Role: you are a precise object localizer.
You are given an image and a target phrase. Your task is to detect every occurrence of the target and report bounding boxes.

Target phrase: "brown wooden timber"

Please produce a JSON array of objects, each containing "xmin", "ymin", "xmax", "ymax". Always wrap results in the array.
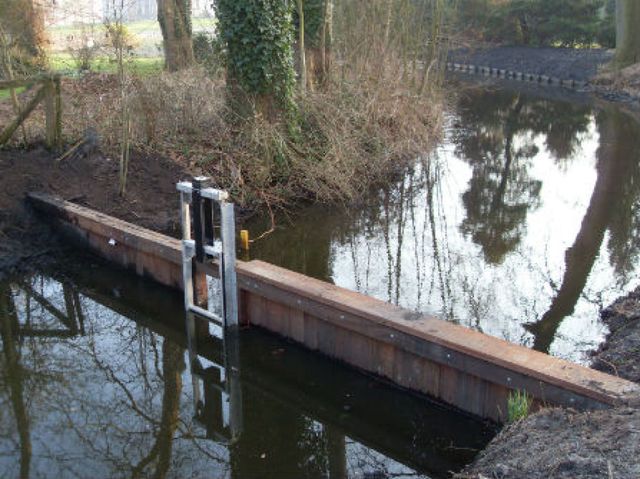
[
  {"xmin": 0, "ymin": 76, "xmax": 44, "ymax": 90},
  {"xmin": 0, "ymin": 75, "xmax": 62, "ymax": 149},
  {"xmin": 28, "ymin": 192, "xmax": 640, "ymax": 422},
  {"xmin": 0, "ymin": 85, "xmax": 47, "ymax": 146}
]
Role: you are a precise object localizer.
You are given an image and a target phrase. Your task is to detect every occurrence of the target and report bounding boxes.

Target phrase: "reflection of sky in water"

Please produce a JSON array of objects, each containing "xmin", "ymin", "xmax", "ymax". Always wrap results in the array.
[
  {"xmin": 330, "ymin": 117, "xmax": 612, "ymax": 363},
  {"xmin": 332, "ymin": 117, "xmax": 617, "ymax": 360},
  {"xmin": 1, "ymin": 274, "xmax": 488, "ymax": 478},
  {"xmin": 246, "ymin": 89, "xmax": 640, "ymax": 365}
]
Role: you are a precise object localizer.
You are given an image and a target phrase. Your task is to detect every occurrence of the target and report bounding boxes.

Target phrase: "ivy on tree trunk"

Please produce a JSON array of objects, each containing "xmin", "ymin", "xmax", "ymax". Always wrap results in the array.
[
  {"xmin": 157, "ymin": 0, "xmax": 195, "ymax": 72},
  {"xmin": 214, "ymin": 0, "xmax": 297, "ymax": 119}
]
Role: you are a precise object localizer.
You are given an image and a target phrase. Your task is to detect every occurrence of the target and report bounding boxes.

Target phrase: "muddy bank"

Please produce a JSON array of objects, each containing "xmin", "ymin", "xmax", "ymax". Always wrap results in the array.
[
  {"xmin": 449, "ymin": 46, "xmax": 613, "ymax": 82},
  {"xmin": 592, "ymin": 286, "xmax": 640, "ymax": 383},
  {"xmin": 0, "ymin": 145, "xmax": 186, "ymax": 276},
  {"xmin": 458, "ymin": 406, "xmax": 640, "ymax": 479},
  {"xmin": 459, "ymin": 287, "xmax": 640, "ymax": 479},
  {"xmin": 592, "ymin": 63, "xmax": 640, "ymax": 105}
]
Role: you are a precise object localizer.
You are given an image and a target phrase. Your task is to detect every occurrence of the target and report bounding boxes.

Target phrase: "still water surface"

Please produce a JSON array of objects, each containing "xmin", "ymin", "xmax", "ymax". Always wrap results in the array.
[
  {"xmin": 247, "ymin": 83, "xmax": 640, "ymax": 364},
  {"xmin": 0, "ymin": 258, "xmax": 494, "ymax": 479},
  {"xmin": 2, "ymin": 81, "xmax": 638, "ymax": 478}
]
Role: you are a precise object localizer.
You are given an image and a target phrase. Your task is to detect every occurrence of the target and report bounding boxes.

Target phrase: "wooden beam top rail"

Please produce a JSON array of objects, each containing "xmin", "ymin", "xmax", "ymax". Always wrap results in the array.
[
  {"xmin": 0, "ymin": 73, "xmax": 61, "ymax": 91},
  {"xmin": 27, "ymin": 192, "xmax": 640, "ymax": 417},
  {"xmin": 237, "ymin": 260, "xmax": 640, "ymax": 406}
]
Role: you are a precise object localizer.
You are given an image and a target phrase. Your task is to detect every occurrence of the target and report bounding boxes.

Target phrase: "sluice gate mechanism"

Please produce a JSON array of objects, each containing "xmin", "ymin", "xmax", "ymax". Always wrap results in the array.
[{"xmin": 177, "ymin": 177, "xmax": 243, "ymax": 443}]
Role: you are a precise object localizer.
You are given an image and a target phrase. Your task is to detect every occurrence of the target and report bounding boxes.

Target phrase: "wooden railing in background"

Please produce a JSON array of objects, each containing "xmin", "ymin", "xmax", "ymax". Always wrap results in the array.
[{"xmin": 0, "ymin": 74, "xmax": 62, "ymax": 149}]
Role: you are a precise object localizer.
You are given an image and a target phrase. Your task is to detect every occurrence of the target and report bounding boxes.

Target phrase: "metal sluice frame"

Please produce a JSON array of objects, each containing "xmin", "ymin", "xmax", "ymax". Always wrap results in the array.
[
  {"xmin": 186, "ymin": 312, "xmax": 243, "ymax": 444},
  {"xmin": 177, "ymin": 177, "xmax": 239, "ymax": 329}
]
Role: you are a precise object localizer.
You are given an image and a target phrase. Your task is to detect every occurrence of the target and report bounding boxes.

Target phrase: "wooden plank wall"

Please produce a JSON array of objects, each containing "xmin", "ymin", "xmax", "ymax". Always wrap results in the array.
[{"xmin": 28, "ymin": 193, "xmax": 640, "ymax": 422}]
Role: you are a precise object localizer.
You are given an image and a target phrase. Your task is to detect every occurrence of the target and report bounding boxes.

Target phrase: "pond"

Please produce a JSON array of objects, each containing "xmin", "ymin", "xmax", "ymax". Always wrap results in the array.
[
  {"xmin": 0, "ymin": 257, "xmax": 494, "ymax": 479},
  {"xmin": 246, "ymin": 80, "xmax": 640, "ymax": 364},
  {"xmin": 2, "ymin": 78, "xmax": 637, "ymax": 478}
]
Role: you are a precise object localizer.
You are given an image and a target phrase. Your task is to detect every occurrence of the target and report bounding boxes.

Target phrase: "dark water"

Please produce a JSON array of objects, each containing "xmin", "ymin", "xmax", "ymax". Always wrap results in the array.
[
  {"xmin": 0, "ymin": 257, "xmax": 494, "ymax": 479},
  {"xmin": 3, "ymin": 82, "xmax": 638, "ymax": 478},
  {"xmin": 246, "ymin": 84, "xmax": 640, "ymax": 364}
]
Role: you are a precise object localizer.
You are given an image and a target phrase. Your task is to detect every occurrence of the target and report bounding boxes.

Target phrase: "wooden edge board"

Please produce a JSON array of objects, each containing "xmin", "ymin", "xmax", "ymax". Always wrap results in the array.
[
  {"xmin": 28, "ymin": 192, "xmax": 640, "ymax": 407},
  {"xmin": 237, "ymin": 273, "xmax": 613, "ymax": 409},
  {"xmin": 237, "ymin": 260, "xmax": 640, "ymax": 404},
  {"xmin": 28, "ymin": 192, "xmax": 182, "ymax": 263}
]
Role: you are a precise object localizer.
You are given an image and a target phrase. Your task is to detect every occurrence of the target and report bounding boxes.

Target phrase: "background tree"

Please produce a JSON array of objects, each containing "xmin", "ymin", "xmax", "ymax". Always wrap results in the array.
[
  {"xmin": 157, "ymin": 0, "xmax": 195, "ymax": 71},
  {"xmin": 454, "ymin": 0, "xmax": 613, "ymax": 47},
  {"xmin": 294, "ymin": 0, "xmax": 332, "ymax": 90},
  {"xmin": 0, "ymin": 0, "xmax": 46, "ymax": 74},
  {"xmin": 615, "ymin": 0, "xmax": 640, "ymax": 66},
  {"xmin": 214, "ymin": 0, "xmax": 297, "ymax": 120}
]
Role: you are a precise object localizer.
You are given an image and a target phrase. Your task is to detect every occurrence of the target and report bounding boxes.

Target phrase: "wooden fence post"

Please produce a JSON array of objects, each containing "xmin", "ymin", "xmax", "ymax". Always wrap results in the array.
[
  {"xmin": 44, "ymin": 78, "xmax": 56, "ymax": 149},
  {"xmin": 0, "ymin": 75, "xmax": 62, "ymax": 149},
  {"xmin": 0, "ymin": 84, "xmax": 47, "ymax": 147},
  {"xmin": 54, "ymin": 75, "xmax": 62, "ymax": 149}
]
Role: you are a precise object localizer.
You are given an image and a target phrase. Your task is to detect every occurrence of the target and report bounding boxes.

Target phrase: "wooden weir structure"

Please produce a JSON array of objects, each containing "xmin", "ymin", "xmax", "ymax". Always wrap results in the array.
[{"xmin": 28, "ymin": 192, "xmax": 640, "ymax": 423}]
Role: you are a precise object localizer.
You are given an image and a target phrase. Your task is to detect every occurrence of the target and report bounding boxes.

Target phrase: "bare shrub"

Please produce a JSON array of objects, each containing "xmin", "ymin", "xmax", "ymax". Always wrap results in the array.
[
  {"xmin": 10, "ymin": 1, "xmax": 446, "ymax": 209},
  {"xmin": 51, "ymin": 51, "xmax": 441, "ymax": 208},
  {"xmin": 66, "ymin": 27, "xmax": 102, "ymax": 73}
]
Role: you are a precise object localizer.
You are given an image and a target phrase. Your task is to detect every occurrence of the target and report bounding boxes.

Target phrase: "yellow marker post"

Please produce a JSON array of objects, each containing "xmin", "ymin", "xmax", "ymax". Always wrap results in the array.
[{"xmin": 240, "ymin": 229, "xmax": 250, "ymax": 251}]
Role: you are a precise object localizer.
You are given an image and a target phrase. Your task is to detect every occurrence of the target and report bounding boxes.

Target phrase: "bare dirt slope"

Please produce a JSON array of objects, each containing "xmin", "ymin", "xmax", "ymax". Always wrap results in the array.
[
  {"xmin": 0, "ymin": 145, "xmax": 186, "ymax": 275},
  {"xmin": 459, "ymin": 286, "xmax": 640, "ymax": 479},
  {"xmin": 592, "ymin": 286, "xmax": 640, "ymax": 384},
  {"xmin": 593, "ymin": 62, "xmax": 640, "ymax": 103},
  {"xmin": 449, "ymin": 47, "xmax": 613, "ymax": 82},
  {"xmin": 458, "ymin": 406, "xmax": 640, "ymax": 479}
]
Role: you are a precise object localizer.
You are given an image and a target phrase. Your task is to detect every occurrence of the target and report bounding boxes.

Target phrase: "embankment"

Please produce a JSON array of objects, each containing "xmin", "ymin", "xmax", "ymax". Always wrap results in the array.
[{"xmin": 459, "ymin": 288, "xmax": 640, "ymax": 479}]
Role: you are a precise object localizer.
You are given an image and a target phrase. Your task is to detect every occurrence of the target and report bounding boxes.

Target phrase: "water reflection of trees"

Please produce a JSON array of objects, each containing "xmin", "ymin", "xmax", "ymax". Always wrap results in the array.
[
  {"xmin": 342, "ymin": 160, "xmax": 454, "ymax": 315},
  {"xmin": 247, "ymin": 161, "xmax": 455, "ymax": 315},
  {"xmin": 529, "ymin": 106, "xmax": 640, "ymax": 352},
  {"xmin": 0, "ymin": 284, "xmax": 31, "ymax": 479},
  {"xmin": 454, "ymin": 88, "xmax": 596, "ymax": 263},
  {"xmin": 1, "ymin": 270, "xmax": 491, "ymax": 478},
  {"xmin": 0, "ymin": 275, "xmax": 228, "ymax": 478}
]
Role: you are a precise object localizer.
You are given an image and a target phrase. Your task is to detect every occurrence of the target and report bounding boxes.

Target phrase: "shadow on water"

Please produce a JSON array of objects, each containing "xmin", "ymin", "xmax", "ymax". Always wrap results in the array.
[
  {"xmin": 247, "ymin": 85, "xmax": 640, "ymax": 361},
  {"xmin": 0, "ymin": 256, "xmax": 495, "ymax": 479}
]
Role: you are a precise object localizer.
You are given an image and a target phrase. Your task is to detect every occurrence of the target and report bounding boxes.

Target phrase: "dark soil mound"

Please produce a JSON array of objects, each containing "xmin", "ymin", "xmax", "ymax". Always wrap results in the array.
[
  {"xmin": 0, "ymin": 145, "xmax": 187, "ymax": 276},
  {"xmin": 592, "ymin": 286, "xmax": 640, "ymax": 383},
  {"xmin": 458, "ymin": 407, "xmax": 640, "ymax": 479},
  {"xmin": 460, "ymin": 284, "xmax": 640, "ymax": 479},
  {"xmin": 449, "ymin": 47, "xmax": 613, "ymax": 82}
]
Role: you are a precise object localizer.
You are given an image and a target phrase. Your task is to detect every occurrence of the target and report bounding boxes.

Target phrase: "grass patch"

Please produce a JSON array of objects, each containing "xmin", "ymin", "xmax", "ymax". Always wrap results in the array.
[
  {"xmin": 48, "ymin": 53, "xmax": 163, "ymax": 76},
  {"xmin": 507, "ymin": 390, "xmax": 533, "ymax": 423},
  {"xmin": 48, "ymin": 17, "xmax": 216, "ymax": 36},
  {"xmin": 0, "ymin": 86, "xmax": 26, "ymax": 100}
]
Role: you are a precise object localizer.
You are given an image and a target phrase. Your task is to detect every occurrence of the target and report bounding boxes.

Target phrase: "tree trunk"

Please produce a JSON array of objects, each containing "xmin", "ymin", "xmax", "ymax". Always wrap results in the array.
[
  {"xmin": 616, "ymin": 0, "xmax": 640, "ymax": 66},
  {"xmin": 302, "ymin": 0, "xmax": 332, "ymax": 90},
  {"xmin": 297, "ymin": 0, "xmax": 307, "ymax": 93},
  {"xmin": 157, "ymin": 0, "xmax": 194, "ymax": 72},
  {"xmin": 215, "ymin": 0, "xmax": 297, "ymax": 120},
  {"xmin": 0, "ymin": 0, "xmax": 45, "ymax": 70}
]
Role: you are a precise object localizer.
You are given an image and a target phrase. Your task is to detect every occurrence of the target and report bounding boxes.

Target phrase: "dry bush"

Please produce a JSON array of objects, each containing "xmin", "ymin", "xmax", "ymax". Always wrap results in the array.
[
  {"xmin": 9, "ymin": 51, "xmax": 441, "ymax": 209},
  {"xmin": 3, "ymin": 1, "xmax": 447, "ymax": 211}
]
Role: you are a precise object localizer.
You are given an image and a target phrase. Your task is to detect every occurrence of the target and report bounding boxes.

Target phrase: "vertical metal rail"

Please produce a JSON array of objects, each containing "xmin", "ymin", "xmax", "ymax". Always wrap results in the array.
[
  {"xmin": 180, "ymin": 177, "xmax": 243, "ymax": 444},
  {"xmin": 177, "ymin": 177, "xmax": 239, "ymax": 329},
  {"xmin": 186, "ymin": 312, "xmax": 244, "ymax": 444},
  {"xmin": 221, "ymin": 203, "xmax": 238, "ymax": 329}
]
